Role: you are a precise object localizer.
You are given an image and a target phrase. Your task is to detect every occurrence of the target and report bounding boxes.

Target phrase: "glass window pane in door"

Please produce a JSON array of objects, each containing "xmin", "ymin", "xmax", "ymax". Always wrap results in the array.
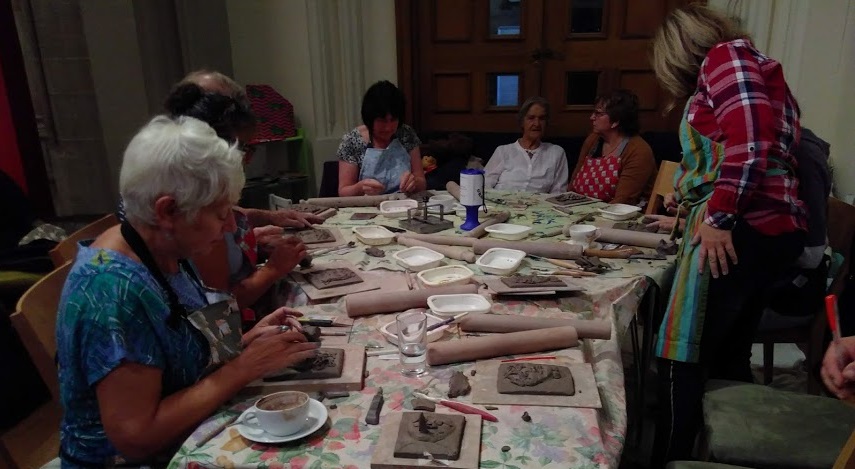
[
  {"xmin": 490, "ymin": 0, "xmax": 522, "ymax": 36},
  {"xmin": 488, "ymin": 73, "xmax": 520, "ymax": 107},
  {"xmin": 570, "ymin": 0, "xmax": 605, "ymax": 34},
  {"xmin": 566, "ymin": 72, "xmax": 599, "ymax": 105}
]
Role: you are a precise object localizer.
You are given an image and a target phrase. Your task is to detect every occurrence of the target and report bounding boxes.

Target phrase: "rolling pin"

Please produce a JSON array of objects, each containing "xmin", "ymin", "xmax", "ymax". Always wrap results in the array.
[
  {"xmin": 565, "ymin": 226, "xmax": 670, "ymax": 249},
  {"xmin": 397, "ymin": 237, "xmax": 477, "ymax": 263},
  {"xmin": 473, "ymin": 239, "xmax": 583, "ymax": 260},
  {"xmin": 345, "ymin": 284, "xmax": 478, "ymax": 317},
  {"xmin": 464, "ymin": 211, "xmax": 511, "ymax": 238},
  {"xmin": 459, "ymin": 315, "xmax": 611, "ymax": 340},
  {"xmin": 396, "ymin": 233, "xmax": 476, "ymax": 247},
  {"xmin": 426, "ymin": 326, "xmax": 579, "ymax": 366},
  {"xmin": 302, "ymin": 194, "xmax": 405, "ymax": 209},
  {"xmin": 446, "ymin": 182, "xmax": 461, "ymax": 201}
]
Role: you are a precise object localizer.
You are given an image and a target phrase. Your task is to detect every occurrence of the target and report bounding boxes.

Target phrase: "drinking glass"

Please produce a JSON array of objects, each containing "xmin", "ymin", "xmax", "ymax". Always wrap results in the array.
[{"xmin": 396, "ymin": 310, "xmax": 428, "ymax": 376}]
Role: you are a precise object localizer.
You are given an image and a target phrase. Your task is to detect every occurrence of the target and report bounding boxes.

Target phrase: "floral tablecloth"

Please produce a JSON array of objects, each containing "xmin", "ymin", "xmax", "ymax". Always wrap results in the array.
[{"xmin": 169, "ymin": 191, "xmax": 675, "ymax": 469}]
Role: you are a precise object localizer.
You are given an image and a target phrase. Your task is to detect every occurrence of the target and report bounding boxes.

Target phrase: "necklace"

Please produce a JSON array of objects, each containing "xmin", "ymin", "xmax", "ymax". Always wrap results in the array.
[{"xmin": 519, "ymin": 139, "xmax": 540, "ymax": 157}]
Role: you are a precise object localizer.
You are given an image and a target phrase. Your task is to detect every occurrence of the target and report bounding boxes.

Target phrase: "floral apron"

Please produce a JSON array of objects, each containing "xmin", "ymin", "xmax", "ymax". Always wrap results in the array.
[
  {"xmin": 655, "ymin": 102, "xmax": 790, "ymax": 363},
  {"xmin": 359, "ymin": 139, "xmax": 411, "ymax": 193},
  {"xmin": 570, "ymin": 138, "xmax": 628, "ymax": 201}
]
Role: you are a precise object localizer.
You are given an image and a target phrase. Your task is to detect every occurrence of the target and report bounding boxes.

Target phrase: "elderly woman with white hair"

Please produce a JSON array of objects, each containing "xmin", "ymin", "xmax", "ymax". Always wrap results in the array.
[
  {"xmin": 55, "ymin": 116, "xmax": 319, "ymax": 467},
  {"xmin": 484, "ymin": 96, "xmax": 569, "ymax": 193}
]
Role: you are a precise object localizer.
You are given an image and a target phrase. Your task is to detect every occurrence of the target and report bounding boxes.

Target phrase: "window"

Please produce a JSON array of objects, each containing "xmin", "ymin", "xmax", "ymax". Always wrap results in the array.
[{"xmin": 489, "ymin": 73, "xmax": 520, "ymax": 107}]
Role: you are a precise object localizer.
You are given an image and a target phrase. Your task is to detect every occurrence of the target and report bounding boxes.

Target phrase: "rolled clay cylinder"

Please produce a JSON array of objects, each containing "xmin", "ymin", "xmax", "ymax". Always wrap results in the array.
[
  {"xmin": 317, "ymin": 208, "xmax": 337, "ymax": 220},
  {"xmin": 472, "ymin": 239, "xmax": 583, "ymax": 260},
  {"xmin": 459, "ymin": 315, "xmax": 611, "ymax": 340},
  {"xmin": 426, "ymin": 326, "xmax": 579, "ymax": 366},
  {"xmin": 446, "ymin": 182, "xmax": 461, "ymax": 201},
  {"xmin": 464, "ymin": 211, "xmax": 511, "ymax": 238},
  {"xmin": 302, "ymin": 194, "xmax": 404, "ymax": 209},
  {"xmin": 396, "ymin": 233, "xmax": 476, "ymax": 247},
  {"xmin": 345, "ymin": 284, "xmax": 478, "ymax": 317},
  {"xmin": 581, "ymin": 227, "xmax": 671, "ymax": 249},
  {"xmin": 397, "ymin": 237, "xmax": 477, "ymax": 263}
]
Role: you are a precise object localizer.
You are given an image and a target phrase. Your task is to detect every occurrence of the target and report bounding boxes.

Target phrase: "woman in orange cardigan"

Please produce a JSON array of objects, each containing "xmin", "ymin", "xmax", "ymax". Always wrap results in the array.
[{"xmin": 569, "ymin": 89, "xmax": 657, "ymax": 206}]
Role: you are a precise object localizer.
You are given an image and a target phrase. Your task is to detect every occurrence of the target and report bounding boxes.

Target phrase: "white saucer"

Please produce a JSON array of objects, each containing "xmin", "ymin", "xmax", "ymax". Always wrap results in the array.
[
  {"xmin": 236, "ymin": 398, "xmax": 328, "ymax": 444},
  {"xmin": 563, "ymin": 240, "xmax": 602, "ymax": 250}
]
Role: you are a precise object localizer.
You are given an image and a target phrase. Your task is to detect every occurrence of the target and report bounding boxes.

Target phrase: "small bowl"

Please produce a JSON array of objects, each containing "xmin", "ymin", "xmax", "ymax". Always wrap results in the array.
[
  {"xmin": 598, "ymin": 203, "xmax": 642, "ymax": 221},
  {"xmin": 417, "ymin": 265, "xmax": 474, "ymax": 288},
  {"xmin": 352, "ymin": 225, "xmax": 395, "ymax": 245},
  {"xmin": 427, "ymin": 294, "xmax": 493, "ymax": 317},
  {"xmin": 380, "ymin": 311, "xmax": 449, "ymax": 344},
  {"xmin": 392, "ymin": 246, "xmax": 445, "ymax": 271},
  {"xmin": 379, "ymin": 199, "xmax": 418, "ymax": 218},
  {"xmin": 475, "ymin": 248, "xmax": 526, "ymax": 275},
  {"xmin": 484, "ymin": 223, "xmax": 532, "ymax": 240}
]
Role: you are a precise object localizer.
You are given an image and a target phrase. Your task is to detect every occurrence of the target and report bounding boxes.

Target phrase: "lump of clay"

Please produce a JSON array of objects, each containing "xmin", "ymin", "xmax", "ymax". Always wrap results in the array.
[
  {"xmin": 365, "ymin": 246, "xmax": 385, "ymax": 258},
  {"xmin": 411, "ymin": 397, "xmax": 436, "ymax": 412},
  {"xmin": 301, "ymin": 325, "xmax": 321, "ymax": 342},
  {"xmin": 657, "ymin": 239, "xmax": 679, "ymax": 256},
  {"xmin": 497, "ymin": 362, "xmax": 575, "ymax": 396},
  {"xmin": 394, "ymin": 412, "xmax": 466, "ymax": 460},
  {"xmin": 501, "ymin": 275, "xmax": 565, "ymax": 288},
  {"xmin": 447, "ymin": 370, "xmax": 471, "ymax": 398}
]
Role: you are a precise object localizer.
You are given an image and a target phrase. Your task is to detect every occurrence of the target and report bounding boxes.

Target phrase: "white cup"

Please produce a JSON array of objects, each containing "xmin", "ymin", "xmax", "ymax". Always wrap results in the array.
[
  {"xmin": 246, "ymin": 391, "xmax": 310, "ymax": 436},
  {"xmin": 429, "ymin": 195, "xmax": 455, "ymax": 213},
  {"xmin": 567, "ymin": 224, "xmax": 601, "ymax": 248}
]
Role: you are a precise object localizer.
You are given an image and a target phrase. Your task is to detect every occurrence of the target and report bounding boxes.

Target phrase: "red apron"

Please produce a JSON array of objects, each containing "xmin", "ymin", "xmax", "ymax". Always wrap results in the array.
[{"xmin": 570, "ymin": 137, "xmax": 628, "ymax": 201}]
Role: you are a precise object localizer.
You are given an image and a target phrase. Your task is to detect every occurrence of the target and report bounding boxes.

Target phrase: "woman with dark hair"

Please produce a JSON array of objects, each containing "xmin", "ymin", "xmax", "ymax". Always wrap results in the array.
[
  {"xmin": 337, "ymin": 80, "xmax": 426, "ymax": 196},
  {"xmin": 569, "ymin": 89, "xmax": 657, "ymax": 205},
  {"xmin": 484, "ymin": 96, "xmax": 568, "ymax": 193}
]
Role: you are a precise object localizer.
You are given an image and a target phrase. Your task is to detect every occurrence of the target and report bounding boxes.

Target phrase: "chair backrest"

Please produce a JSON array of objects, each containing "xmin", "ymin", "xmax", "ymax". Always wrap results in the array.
[
  {"xmin": 834, "ymin": 425, "xmax": 855, "ymax": 469},
  {"xmin": 49, "ymin": 213, "xmax": 118, "ymax": 267},
  {"xmin": 827, "ymin": 197, "xmax": 855, "ymax": 296},
  {"xmin": 645, "ymin": 160, "xmax": 680, "ymax": 215},
  {"xmin": 10, "ymin": 262, "xmax": 72, "ymax": 400}
]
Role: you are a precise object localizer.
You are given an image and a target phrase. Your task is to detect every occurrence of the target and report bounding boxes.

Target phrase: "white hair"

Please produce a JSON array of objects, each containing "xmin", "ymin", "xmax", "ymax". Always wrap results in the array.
[{"xmin": 120, "ymin": 115, "xmax": 245, "ymax": 225}]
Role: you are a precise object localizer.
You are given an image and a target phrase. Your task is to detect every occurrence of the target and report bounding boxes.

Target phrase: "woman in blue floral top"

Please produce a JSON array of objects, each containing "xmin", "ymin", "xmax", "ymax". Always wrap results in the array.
[{"xmin": 56, "ymin": 116, "xmax": 319, "ymax": 467}]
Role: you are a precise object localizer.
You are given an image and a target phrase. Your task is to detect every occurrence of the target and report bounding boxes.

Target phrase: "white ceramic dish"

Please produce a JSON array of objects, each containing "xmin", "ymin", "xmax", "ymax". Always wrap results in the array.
[
  {"xmin": 484, "ymin": 223, "xmax": 532, "ymax": 241},
  {"xmin": 453, "ymin": 203, "xmax": 492, "ymax": 218},
  {"xmin": 236, "ymin": 398, "xmax": 327, "ymax": 444},
  {"xmin": 392, "ymin": 246, "xmax": 445, "ymax": 271},
  {"xmin": 417, "ymin": 265, "xmax": 474, "ymax": 288},
  {"xmin": 379, "ymin": 199, "xmax": 418, "ymax": 218},
  {"xmin": 427, "ymin": 294, "xmax": 493, "ymax": 317},
  {"xmin": 352, "ymin": 225, "xmax": 395, "ymax": 245},
  {"xmin": 476, "ymin": 247, "xmax": 526, "ymax": 275},
  {"xmin": 380, "ymin": 312, "xmax": 449, "ymax": 345},
  {"xmin": 598, "ymin": 203, "xmax": 642, "ymax": 221}
]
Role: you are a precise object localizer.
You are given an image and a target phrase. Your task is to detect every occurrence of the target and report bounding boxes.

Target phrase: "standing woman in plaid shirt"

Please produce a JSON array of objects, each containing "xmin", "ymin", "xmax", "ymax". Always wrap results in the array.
[{"xmin": 650, "ymin": 5, "xmax": 806, "ymax": 464}]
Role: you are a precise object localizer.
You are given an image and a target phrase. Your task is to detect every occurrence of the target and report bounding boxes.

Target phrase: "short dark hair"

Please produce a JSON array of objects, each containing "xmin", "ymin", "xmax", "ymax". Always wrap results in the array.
[
  {"xmin": 596, "ymin": 89, "xmax": 640, "ymax": 136},
  {"xmin": 361, "ymin": 80, "xmax": 406, "ymax": 133},
  {"xmin": 518, "ymin": 96, "xmax": 550, "ymax": 126},
  {"xmin": 164, "ymin": 83, "xmax": 257, "ymax": 143}
]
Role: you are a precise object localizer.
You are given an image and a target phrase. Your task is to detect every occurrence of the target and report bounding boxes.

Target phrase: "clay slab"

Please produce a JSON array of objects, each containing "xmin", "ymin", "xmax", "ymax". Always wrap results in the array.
[
  {"xmin": 263, "ymin": 348, "xmax": 345, "ymax": 381},
  {"xmin": 295, "ymin": 228, "xmax": 336, "ymax": 244},
  {"xmin": 306, "ymin": 267, "xmax": 364, "ymax": 290},
  {"xmin": 371, "ymin": 413, "xmax": 481, "ymax": 469},
  {"xmin": 393, "ymin": 412, "xmax": 466, "ymax": 460},
  {"xmin": 471, "ymin": 358, "xmax": 601, "ymax": 408},
  {"xmin": 286, "ymin": 227, "xmax": 345, "ymax": 249},
  {"xmin": 496, "ymin": 362, "xmax": 575, "ymax": 396},
  {"xmin": 290, "ymin": 261, "xmax": 379, "ymax": 300},
  {"xmin": 243, "ymin": 344, "xmax": 365, "ymax": 394},
  {"xmin": 545, "ymin": 192, "xmax": 597, "ymax": 207},
  {"xmin": 501, "ymin": 275, "xmax": 566, "ymax": 288},
  {"xmin": 480, "ymin": 276, "xmax": 585, "ymax": 294}
]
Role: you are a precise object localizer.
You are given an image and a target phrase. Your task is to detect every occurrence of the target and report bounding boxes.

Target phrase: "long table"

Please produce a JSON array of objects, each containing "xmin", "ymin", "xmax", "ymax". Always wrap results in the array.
[{"xmin": 169, "ymin": 190, "xmax": 676, "ymax": 469}]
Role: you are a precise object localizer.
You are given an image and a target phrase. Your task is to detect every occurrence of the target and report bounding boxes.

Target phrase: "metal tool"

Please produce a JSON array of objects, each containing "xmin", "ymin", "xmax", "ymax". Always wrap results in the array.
[
  {"xmin": 412, "ymin": 392, "xmax": 498, "ymax": 422},
  {"xmin": 399, "ymin": 196, "xmax": 454, "ymax": 234},
  {"xmin": 426, "ymin": 312, "xmax": 469, "ymax": 332},
  {"xmin": 379, "ymin": 224, "xmax": 407, "ymax": 233}
]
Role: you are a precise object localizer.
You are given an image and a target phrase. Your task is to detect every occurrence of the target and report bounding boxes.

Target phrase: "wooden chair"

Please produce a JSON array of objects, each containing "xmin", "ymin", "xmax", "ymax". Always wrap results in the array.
[
  {"xmin": 48, "ymin": 213, "xmax": 118, "ymax": 267},
  {"xmin": 645, "ymin": 160, "xmax": 680, "ymax": 215},
  {"xmin": 1, "ymin": 262, "xmax": 72, "ymax": 469},
  {"xmin": 755, "ymin": 197, "xmax": 855, "ymax": 393}
]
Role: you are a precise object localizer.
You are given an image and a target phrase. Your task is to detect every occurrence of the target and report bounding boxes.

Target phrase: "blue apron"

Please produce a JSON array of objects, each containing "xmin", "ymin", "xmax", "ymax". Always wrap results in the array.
[{"xmin": 359, "ymin": 139, "xmax": 411, "ymax": 193}]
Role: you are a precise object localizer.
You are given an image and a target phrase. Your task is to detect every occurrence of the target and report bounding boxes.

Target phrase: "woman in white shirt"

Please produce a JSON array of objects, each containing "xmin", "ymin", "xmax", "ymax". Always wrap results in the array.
[{"xmin": 484, "ymin": 97, "xmax": 569, "ymax": 193}]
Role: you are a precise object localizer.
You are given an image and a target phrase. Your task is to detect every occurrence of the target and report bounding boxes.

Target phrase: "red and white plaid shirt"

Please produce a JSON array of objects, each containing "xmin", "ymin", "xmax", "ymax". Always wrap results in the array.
[{"xmin": 688, "ymin": 39, "xmax": 806, "ymax": 235}]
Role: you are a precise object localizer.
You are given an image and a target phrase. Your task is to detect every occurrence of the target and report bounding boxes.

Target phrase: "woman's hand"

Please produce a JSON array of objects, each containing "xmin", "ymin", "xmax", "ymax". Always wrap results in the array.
[
  {"xmin": 400, "ymin": 171, "xmax": 417, "ymax": 193},
  {"xmin": 821, "ymin": 337, "xmax": 855, "ymax": 400},
  {"xmin": 664, "ymin": 192, "xmax": 679, "ymax": 214},
  {"xmin": 645, "ymin": 215, "xmax": 684, "ymax": 232},
  {"xmin": 691, "ymin": 220, "xmax": 738, "ymax": 278},
  {"xmin": 268, "ymin": 210, "xmax": 322, "ymax": 229},
  {"xmin": 360, "ymin": 179, "xmax": 385, "ymax": 196},
  {"xmin": 236, "ymin": 330, "xmax": 319, "ymax": 381},
  {"xmin": 265, "ymin": 237, "xmax": 307, "ymax": 276},
  {"xmin": 242, "ymin": 307, "xmax": 304, "ymax": 347}
]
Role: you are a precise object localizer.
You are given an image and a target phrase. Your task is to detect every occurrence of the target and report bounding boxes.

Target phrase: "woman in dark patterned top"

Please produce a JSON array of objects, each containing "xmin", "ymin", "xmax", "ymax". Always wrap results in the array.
[{"xmin": 337, "ymin": 80, "xmax": 426, "ymax": 196}]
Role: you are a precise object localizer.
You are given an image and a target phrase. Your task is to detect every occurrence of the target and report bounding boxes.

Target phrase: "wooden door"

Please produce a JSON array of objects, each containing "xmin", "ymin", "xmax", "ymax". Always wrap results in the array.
[
  {"xmin": 398, "ymin": 0, "xmax": 694, "ymax": 136},
  {"xmin": 540, "ymin": 0, "xmax": 687, "ymax": 135}
]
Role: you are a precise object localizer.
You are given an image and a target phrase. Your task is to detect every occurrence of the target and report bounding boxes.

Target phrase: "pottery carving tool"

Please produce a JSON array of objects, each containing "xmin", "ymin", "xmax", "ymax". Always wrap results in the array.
[
  {"xmin": 501, "ymin": 355, "xmax": 557, "ymax": 362},
  {"xmin": 412, "ymin": 392, "xmax": 498, "ymax": 422},
  {"xmin": 426, "ymin": 312, "xmax": 469, "ymax": 332},
  {"xmin": 297, "ymin": 317, "xmax": 352, "ymax": 327},
  {"xmin": 367, "ymin": 349, "xmax": 398, "ymax": 357},
  {"xmin": 826, "ymin": 294, "xmax": 845, "ymax": 367},
  {"xmin": 365, "ymin": 388, "xmax": 384, "ymax": 425}
]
